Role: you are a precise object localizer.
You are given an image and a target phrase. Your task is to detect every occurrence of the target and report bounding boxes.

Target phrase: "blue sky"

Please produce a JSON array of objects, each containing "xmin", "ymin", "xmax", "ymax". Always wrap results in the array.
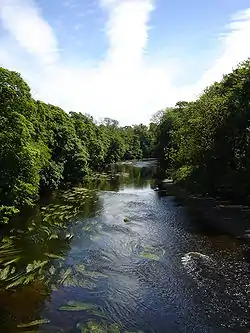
[{"xmin": 0, "ymin": 0, "xmax": 250, "ymax": 124}]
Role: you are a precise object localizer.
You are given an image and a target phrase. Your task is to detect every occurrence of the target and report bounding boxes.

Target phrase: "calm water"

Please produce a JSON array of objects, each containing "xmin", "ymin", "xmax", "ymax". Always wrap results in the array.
[{"xmin": 0, "ymin": 161, "xmax": 249, "ymax": 333}]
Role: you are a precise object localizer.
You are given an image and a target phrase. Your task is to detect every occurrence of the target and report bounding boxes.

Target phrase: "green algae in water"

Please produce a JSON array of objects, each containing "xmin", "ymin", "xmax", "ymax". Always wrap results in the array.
[
  {"xmin": 59, "ymin": 301, "xmax": 96, "ymax": 311},
  {"xmin": 57, "ymin": 266, "xmax": 97, "ymax": 289},
  {"xmin": 6, "ymin": 272, "xmax": 36, "ymax": 289},
  {"xmin": 0, "ymin": 266, "xmax": 11, "ymax": 280},
  {"xmin": 49, "ymin": 265, "xmax": 56, "ymax": 275},
  {"xmin": 60, "ymin": 301, "xmax": 106, "ymax": 319},
  {"xmin": 76, "ymin": 320, "xmax": 144, "ymax": 333},
  {"xmin": 45, "ymin": 253, "xmax": 65, "ymax": 260},
  {"xmin": 0, "ymin": 240, "xmax": 48, "ymax": 289},
  {"xmin": 77, "ymin": 320, "xmax": 120, "ymax": 333},
  {"xmin": 107, "ymin": 324, "xmax": 121, "ymax": 333},
  {"xmin": 84, "ymin": 270, "xmax": 108, "ymax": 278},
  {"xmin": 138, "ymin": 251, "xmax": 160, "ymax": 260},
  {"xmin": 17, "ymin": 318, "xmax": 50, "ymax": 328},
  {"xmin": 59, "ymin": 267, "xmax": 71, "ymax": 284},
  {"xmin": 138, "ymin": 245, "xmax": 165, "ymax": 261},
  {"xmin": 75, "ymin": 263, "xmax": 85, "ymax": 273},
  {"xmin": 49, "ymin": 234, "xmax": 59, "ymax": 240},
  {"xmin": 26, "ymin": 260, "xmax": 48, "ymax": 273},
  {"xmin": 3, "ymin": 260, "xmax": 49, "ymax": 289},
  {"xmin": 90, "ymin": 234, "xmax": 101, "ymax": 241},
  {"xmin": 83, "ymin": 224, "xmax": 92, "ymax": 231}
]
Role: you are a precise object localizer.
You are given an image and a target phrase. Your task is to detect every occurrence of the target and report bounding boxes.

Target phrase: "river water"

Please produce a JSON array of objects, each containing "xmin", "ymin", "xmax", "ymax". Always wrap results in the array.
[{"xmin": 0, "ymin": 161, "xmax": 249, "ymax": 333}]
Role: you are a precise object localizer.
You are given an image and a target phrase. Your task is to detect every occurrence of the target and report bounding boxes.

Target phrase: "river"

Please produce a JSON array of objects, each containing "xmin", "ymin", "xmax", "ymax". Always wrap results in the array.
[{"xmin": 0, "ymin": 161, "xmax": 249, "ymax": 332}]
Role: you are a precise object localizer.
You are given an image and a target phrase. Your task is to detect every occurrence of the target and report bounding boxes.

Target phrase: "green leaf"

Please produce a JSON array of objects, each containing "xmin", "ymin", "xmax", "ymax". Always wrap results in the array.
[
  {"xmin": 75, "ymin": 264, "xmax": 85, "ymax": 273},
  {"xmin": 0, "ymin": 265, "xmax": 10, "ymax": 280},
  {"xmin": 49, "ymin": 234, "xmax": 59, "ymax": 240},
  {"xmin": 45, "ymin": 253, "xmax": 65, "ymax": 260},
  {"xmin": 59, "ymin": 301, "xmax": 97, "ymax": 312},
  {"xmin": 6, "ymin": 275, "xmax": 27, "ymax": 289},
  {"xmin": 49, "ymin": 265, "xmax": 56, "ymax": 275},
  {"xmin": 138, "ymin": 251, "xmax": 160, "ymax": 261},
  {"xmin": 84, "ymin": 271, "xmax": 108, "ymax": 278},
  {"xmin": 26, "ymin": 260, "xmax": 48, "ymax": 273},
  {"xmin": 17, "ymin": 318, "xmax": 50, "ymax": 328}
]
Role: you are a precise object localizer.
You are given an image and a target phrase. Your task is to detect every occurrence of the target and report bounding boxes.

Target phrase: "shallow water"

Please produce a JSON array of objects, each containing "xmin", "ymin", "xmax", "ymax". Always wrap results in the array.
[{"xmin": 0, "ymin": 161, "xmax": 249, "ymax": 333}]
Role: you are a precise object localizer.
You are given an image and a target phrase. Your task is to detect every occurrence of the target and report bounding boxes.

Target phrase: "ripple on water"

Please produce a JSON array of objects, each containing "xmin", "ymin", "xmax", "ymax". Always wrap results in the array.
[
  {"xmin": 181, "ymin": 251, "xmax": 250, "ymax": 330},
  {"xmin": 181, "ymin": 252, "xmax": 217, "ymax": 283},
  {"xmin": 1, "ymin": 162, "xmax": 250, "ymax": 333}
]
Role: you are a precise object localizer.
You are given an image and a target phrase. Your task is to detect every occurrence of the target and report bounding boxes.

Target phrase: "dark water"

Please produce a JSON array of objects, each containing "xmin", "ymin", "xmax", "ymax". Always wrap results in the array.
[{"xmin": 0, "ymin": 161, "xmax": 249, "ymax": 333}]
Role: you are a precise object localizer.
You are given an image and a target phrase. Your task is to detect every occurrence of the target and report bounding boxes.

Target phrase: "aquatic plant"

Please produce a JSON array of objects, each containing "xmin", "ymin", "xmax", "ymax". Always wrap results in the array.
[
  {"xmin": 60, "ymin": 301, "xmax": 106, "ymax": 319},
  {"xmin": 138, "ymin": 245, "xmax": 165, "ymax": 261},
  {"xmin": 59, "ymin": 301, "xmax": 97, "ymax": 312},
  {"xmin": 76, "ymin": 320, "xmax": 144, "ymax": 333},
  {"xmin": 17, "ymin": 318, "xmax": 50, "ymax": 328},
  {"xmin": 138, "ymin": 251, "xmax": 160, "ymax": 261}
]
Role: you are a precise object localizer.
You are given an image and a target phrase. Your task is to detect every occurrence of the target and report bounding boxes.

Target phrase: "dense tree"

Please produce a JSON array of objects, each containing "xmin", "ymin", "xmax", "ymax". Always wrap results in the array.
[
  {"xmin": 0, "ymin": 67, "xmax": 155, "ymax": 223},
  {"xmin": 155, "ymin": 58, "xmax": 250, "ymax": 201},
  {"xmin": 3, "ymin": 58, "xmax": 250, "ymax": 221},
  {"xmin": 70, "ymin": 112, "xmax": 108, "ymax": 170},
  {"xmin": 0, "ymin": 68, "xmax": 46, "ymax": 222}
]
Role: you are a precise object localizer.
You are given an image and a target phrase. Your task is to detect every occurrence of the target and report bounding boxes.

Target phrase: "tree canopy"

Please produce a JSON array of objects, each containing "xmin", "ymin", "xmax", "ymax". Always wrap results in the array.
[
  {"xmin": 154, "ymin": 58, "xmax": 250, "ymax": 201},
  {"xmin": 2, "ymin": 58, "xmax": 250, "ymax": 222},
  {"xmin": 0, "ymin": 67, "xmax": 155, "ymax": 223}
]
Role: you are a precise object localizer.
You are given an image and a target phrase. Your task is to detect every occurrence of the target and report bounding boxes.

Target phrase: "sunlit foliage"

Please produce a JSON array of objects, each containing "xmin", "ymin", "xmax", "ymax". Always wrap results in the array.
[
  {"xmin": 0, "ymin": 67, "xmax": 155, "ymax": 223},
  {"xmin": 154, "ymin": 59, "xmax": 250, "ymax": 200}
]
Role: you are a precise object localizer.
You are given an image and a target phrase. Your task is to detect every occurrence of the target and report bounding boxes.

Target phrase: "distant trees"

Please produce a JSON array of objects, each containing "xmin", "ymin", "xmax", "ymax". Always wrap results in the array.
[
  {"xmin": 154, "ymin": 58, "xmax": 250, "ymax": 201},
  {"xmin": 0, "ymin": 67, "xmax": 155, "ymax": 223}
]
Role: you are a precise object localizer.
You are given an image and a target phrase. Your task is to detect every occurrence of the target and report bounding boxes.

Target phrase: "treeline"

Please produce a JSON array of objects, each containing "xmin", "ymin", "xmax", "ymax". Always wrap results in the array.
[
  {"xmin": 2, "ymin": 58, "xmax": 250, "ymax": 223},
  {"xmin": 0, "ymin": 67, "xmax": 155, "ymax": 223},
  {"xmin": 155, "ymin": 59, "xmax": 250, "ymax": 202}
]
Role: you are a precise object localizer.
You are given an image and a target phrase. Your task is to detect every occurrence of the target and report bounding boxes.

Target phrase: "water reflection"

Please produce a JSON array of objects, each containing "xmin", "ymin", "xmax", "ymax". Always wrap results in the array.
[
  {"xmin": 0, "ymin": 160, "xmax": 249, "ymax": 333},
  {"xmin": 84, "ymin": 161, "xmax": 157, "ymax": 192},
  {"xmin": 0, "ymin": 162, "xmax": 157, "ymax": 332}
]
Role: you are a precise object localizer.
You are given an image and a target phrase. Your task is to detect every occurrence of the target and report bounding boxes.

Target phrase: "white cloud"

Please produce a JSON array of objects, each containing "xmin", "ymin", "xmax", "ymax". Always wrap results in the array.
[
  {"xmin": 0, "ymin": 0, "xmax": 250, "ymax": 124},
  {"xmin": 102, "ymin": 0, "xmax": 153, "ymax": 65},
  {"xmin": 0, "ymin": 0, "xmax": 58, "ymax": 64},
  {"xmin": 194, "ymin": 8, "xmax": 250, "ymax": 94}
]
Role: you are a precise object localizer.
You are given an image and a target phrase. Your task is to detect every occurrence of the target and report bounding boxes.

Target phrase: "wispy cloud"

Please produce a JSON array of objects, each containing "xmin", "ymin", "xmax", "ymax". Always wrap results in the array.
[
  {"xmin": 102, "ymin": 0, "xmax": 153, "ymax": 65},
  {"xmin": 0, "ymin": 0, "xmax": 250, "ymax": 124},
  {"xmin": 63, "ymin": 0, "xmax": 79, "ymax": 9},
  {"xmin": 194, "ymin": 8, "xmax": 250, "ymax": 93},
  {"xmin": 0, "ymin": 0, "xmax": 58, "ymax": 65}
]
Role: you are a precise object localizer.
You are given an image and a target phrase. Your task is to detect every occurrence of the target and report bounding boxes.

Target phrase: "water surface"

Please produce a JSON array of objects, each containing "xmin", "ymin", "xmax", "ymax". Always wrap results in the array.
[{"xmin": 0, "ymin": 161, "xmax": 249, "ymax": 332}]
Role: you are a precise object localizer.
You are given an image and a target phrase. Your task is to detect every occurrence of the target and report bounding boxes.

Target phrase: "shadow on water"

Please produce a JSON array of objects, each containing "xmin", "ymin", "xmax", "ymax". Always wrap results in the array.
[{"xmin": 0, "ymin": 160, "xmax": 249, "ymax": 333}]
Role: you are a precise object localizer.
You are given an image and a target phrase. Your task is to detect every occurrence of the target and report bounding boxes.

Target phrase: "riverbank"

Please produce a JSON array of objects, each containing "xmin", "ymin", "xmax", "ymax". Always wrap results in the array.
[{"xmin": 162, "ymin": 182, "xmax": 250, "ymax": 243}]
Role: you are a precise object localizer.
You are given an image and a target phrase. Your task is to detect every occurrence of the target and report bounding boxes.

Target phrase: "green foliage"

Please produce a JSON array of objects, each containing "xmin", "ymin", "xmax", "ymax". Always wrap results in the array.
[
  {"xmin": 17, "ymin": 318, "xmax": 50, "ymax": 328},
  {"xmin": 0, "ymin": 67, "xmax": 155, "ymax": 224},
  {"xmin": 0, "ymin": 206, "xmax": 19, "ymax": 224},
  {"xmin": 59, "ymin": 301, "xmax": 97, "ymax": 312},
  {"xmin": 138, "ymin": 245, "xmax": 165, "ymax": 261},
  {"xmin": 76, "ymin": 320, "xmax": 144, "ymax": 333},
  {"xmin": 155, "ymin": 58, "xmax": 250, "ymax": 200}
]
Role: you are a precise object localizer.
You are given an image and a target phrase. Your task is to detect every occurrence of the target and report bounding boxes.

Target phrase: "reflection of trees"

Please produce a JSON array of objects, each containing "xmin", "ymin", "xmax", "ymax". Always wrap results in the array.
[
  {"xmin": 93, "ymin": 162, "xmax": 157, "ymax": 191},
  {"xmin": 0, "ymin": 281, "xmax": 50, "ymax": 331},
  {"xmin": 0, "ymin": 187, "xmax": 101, "ymax": 331},
  {"xmin": 0, "ymin": 187, "xmax": 101, "ymax": 288},
  {"xmin": 0, "ymin": 162, "xmax": 155, "ymax": 331}
]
